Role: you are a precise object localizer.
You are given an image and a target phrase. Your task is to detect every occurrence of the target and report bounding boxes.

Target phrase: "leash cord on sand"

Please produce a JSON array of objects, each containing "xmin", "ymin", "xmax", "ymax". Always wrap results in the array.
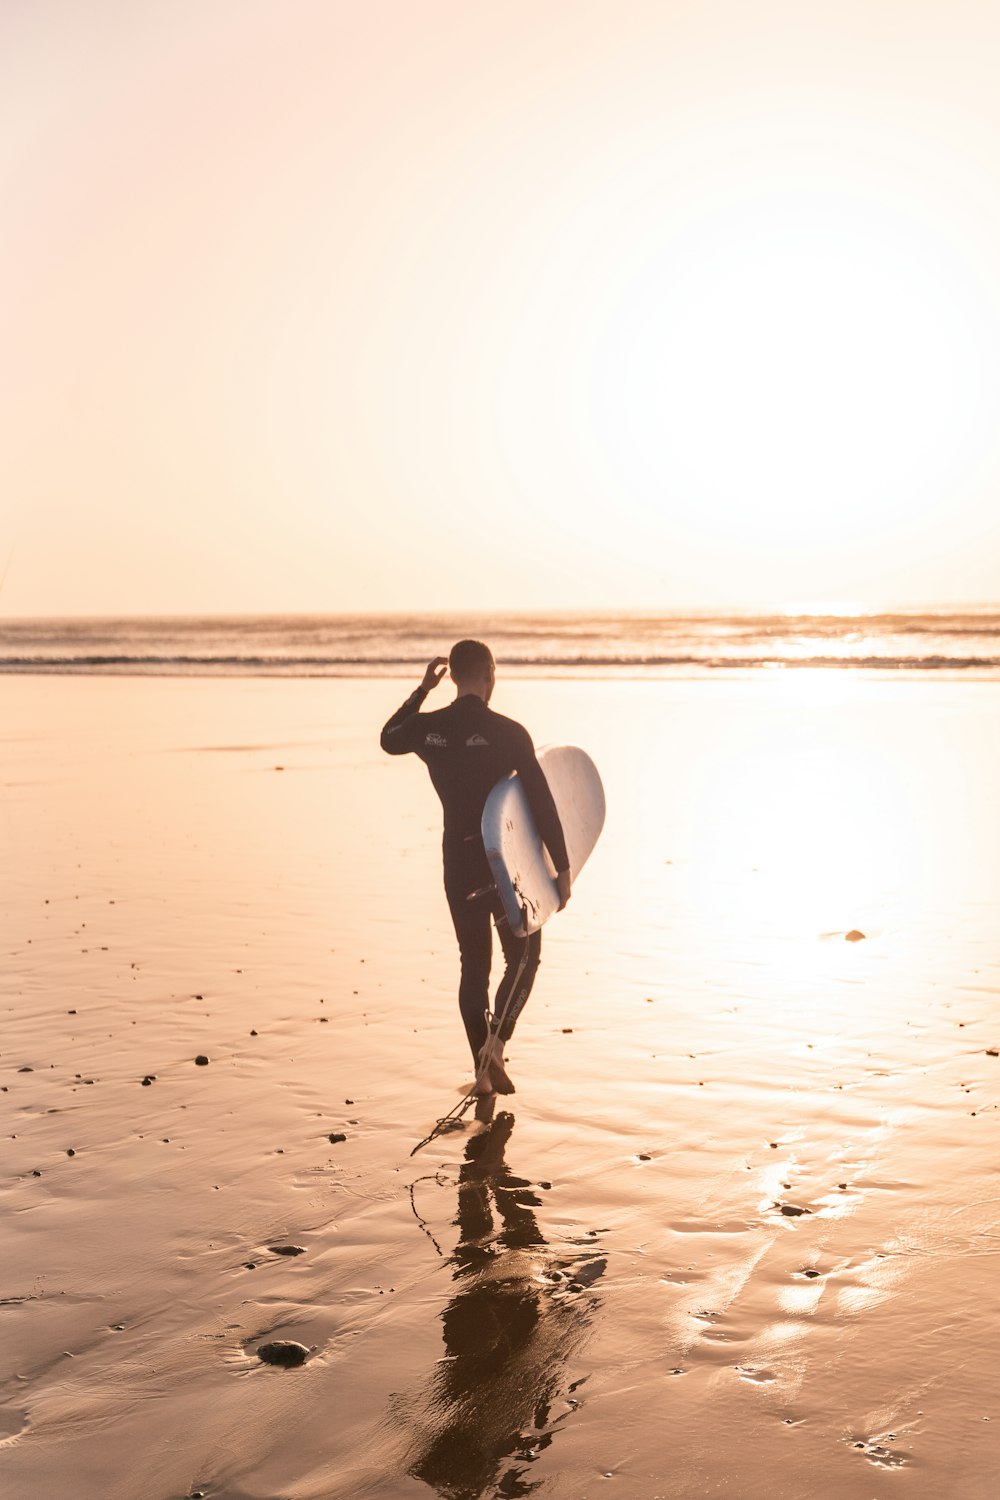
[
  {"xmin": 409, "ymin": 1089, "xmax": 478, "ymax": 1157},
  {"xmin": 408, "ymin": 1172, "xmax": 455, "ymax": 1256}
]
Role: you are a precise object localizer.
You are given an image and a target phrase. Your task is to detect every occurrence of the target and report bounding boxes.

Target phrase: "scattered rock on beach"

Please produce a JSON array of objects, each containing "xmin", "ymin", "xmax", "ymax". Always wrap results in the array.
[
  {"xmin": 268, "ymin": 1245, "xmax": 306, "ymax": 1257},
  {"xmin": 256, "ymin": 1340, "xmax": 311, "ymax": 1368},
  {"xmin": 778, "ymin": 1203, "xmax": 810, "ymax": 1216},
  {"xmin": 194, "ymin": 1055, "xmax": 209, "ymax": 1067},
  {"xmin": 845, "ymin": 929, "xmax": 866, "ymax": 943},
  {"xmin": 328, "ymin": 1132, "xmax": 347, "ymax": 1144}
]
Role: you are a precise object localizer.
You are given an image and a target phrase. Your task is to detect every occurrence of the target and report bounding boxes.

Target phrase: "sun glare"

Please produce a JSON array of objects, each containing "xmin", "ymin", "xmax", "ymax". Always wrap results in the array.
[{"xmin": 589, "ymin": 189, "xmax": 1000, "ymax": 565}]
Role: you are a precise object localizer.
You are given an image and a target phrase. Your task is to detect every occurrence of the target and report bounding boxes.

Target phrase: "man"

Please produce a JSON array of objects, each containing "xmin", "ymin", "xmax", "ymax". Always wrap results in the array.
[{"xmin": 381, "ymin": 639, "xmax": 571, "ymax": 1096}]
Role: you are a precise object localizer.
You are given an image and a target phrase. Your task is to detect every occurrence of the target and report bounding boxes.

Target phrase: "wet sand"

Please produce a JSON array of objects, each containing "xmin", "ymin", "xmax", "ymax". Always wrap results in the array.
[{"xmin": 2, "ymin": 671, "xmax": 999, "ymax": 1499}]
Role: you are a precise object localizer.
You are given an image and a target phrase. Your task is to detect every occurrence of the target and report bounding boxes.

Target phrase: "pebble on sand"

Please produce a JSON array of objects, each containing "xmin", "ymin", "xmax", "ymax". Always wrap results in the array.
[
  {"xmin": 845, "ymin": 929, "xmax": 866, "ymax": 942},
  {"xmin": 328, "ymin": 1132, "xmax": 347, "ymax": 1144},
  {"xmin": 268, "ymin": 1245, "xmax": 306, "ymax": 1256},
  {"xmin": 194, "ymin": 1055, "xmax": 210, "ymax": 1066},
  {"xmin": 256, "ymin": 1340, "xmax": 311, "ymax": 1368}
]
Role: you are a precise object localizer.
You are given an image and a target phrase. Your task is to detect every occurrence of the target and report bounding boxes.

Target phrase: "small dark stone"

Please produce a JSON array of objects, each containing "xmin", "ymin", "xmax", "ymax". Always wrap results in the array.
[
  {"xmin": 18, "ymin": 1066, "xmax": 33, "ymax": 1073},
  {"xmin": 250, "ymin": 1029, "xmax": 258, "ymax": 1036},
  {"xmin": 194, "ymin": 1055, "xmax": 209, "ymax": 1067},
  {"xmin": 986, "ymin": 1048, "xmax": 999, "ymax": 1057},
  {"xmin": 245, "ymin": 1262, "xmax": 257, "ymax": 1270},
  {"xmin": 345, "ymin": 1098, "xmax": 354, "ymax": 1104},
  {"xmin": 778, "ymin": 1204, "xmax": 809, "ymax": 1216},
  {"xmin": 68, "ymin": 1009, "xmax": 76, "ymax": 1015},
  {"xmin": 845, "ymin": 929, "xmax": 866, "ymax": 943},
  {"xmin": 561, "ymin": 1028, "xmax": 573, "ymax": 1033},
  {"xmin": 194, "ymin": 994, "xmax": 204, "ymax": 1000},
  {"xmin": 32, "ymin": 1169, "xmax": 41, "ymax": 1177},
  {"xmin": 268, "ymin": 1245, "xmax": 306, "ymax": 1257},
  {"xmin": 328, "ymin": 1132, "xmax": 347, "ymax": 1144},
  {"xmin": 66, "ymin": 1149, "xmax": 76, "ymax": 1157},
  {"xmin": 802, "ymin": 1269, "xmax": 820, "ymax": 1278},
  {"xmin": 256, "ymin": 1339, "xmax": 310, "ymax": 1367},
  {"xmin": 638, "ymin": 1153, "xmax": 651, "ymax": 1161},
  {"xmin": 141, "ymin": 1075, "xmax": 155, "ymax": 1086},
  {"xmin": 110, "ymin": 1323, "xmax": 125, "ymax": 1331}
]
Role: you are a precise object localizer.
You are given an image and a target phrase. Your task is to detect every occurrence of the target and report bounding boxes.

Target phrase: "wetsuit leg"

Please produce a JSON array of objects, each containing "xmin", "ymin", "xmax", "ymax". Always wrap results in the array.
[
  {"xmin": 490, "ymin": 904, "xmax": 542, "ymax": 1044},
  {"xmin": 443, "ymin": 840, "xmax": 494, "ymax": 1061}
]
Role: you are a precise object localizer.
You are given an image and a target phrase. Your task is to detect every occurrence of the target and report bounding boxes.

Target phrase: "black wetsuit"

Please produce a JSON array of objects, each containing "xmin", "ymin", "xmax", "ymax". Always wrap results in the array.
[{"xmin": 381, "ymin": 688, "xmax": 569, "ymax": 1061}]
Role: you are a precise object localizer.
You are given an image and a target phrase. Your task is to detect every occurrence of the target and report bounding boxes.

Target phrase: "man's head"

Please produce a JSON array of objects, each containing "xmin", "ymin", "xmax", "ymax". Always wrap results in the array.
[{"xmin": 449, "ymin": 639, "xmax": 495, "ymax": 702}]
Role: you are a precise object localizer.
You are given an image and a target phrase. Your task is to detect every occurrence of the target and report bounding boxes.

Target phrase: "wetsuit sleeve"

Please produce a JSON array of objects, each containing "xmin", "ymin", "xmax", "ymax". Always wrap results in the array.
[
  {"xmin": 513, "ymin": 731, "xmax": 570, "ymax": 874},
  {"xmin": 380, "ymin": 687, "xmax": 429, "ymax": 755}
]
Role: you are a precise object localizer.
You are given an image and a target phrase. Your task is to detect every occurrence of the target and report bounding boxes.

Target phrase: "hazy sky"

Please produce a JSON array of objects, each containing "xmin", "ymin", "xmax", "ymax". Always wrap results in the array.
[{"xmin": 4, "ymin": 0, "xmax": 1000, "ymax": 616}]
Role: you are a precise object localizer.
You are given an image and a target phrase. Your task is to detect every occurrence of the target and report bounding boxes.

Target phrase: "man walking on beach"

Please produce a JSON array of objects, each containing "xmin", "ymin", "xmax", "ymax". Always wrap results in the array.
[{"xmin": 381, "ymin": 640, "xmax": 571, "ymax": 1096}]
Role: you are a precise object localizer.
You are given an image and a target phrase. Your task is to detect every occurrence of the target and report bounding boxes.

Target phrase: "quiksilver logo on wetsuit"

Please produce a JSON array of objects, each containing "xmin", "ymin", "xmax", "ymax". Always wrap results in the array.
[
  {"xmin": 465, "ymin": 734, "xmax": 489, "ymax": 747},
  {"xmin": 424, "ymin": 732, "xmax": 447, "ymax": 747}
]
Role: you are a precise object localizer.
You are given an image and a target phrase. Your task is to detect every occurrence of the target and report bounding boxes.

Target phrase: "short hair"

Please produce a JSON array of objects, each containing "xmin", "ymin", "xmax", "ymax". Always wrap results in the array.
[{"xmin": 449, "ymin": 639, "xmax": 494, "ymax": 681}]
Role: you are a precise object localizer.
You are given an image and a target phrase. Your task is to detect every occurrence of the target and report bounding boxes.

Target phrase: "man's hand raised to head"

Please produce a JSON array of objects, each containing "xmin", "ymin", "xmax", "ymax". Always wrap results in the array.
[
  {"xmin": 556, "ymin": 869, "xmax": 572, "ymax": 911},
  {"xmin": 421, "ymin": 656, "xmax": 449, "ymax": 693}
]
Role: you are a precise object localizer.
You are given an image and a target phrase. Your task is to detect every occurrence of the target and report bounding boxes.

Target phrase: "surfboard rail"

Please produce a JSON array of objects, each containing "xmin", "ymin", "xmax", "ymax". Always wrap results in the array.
[{"xmin": 481, "ymin": 744, "xmax": 605, "ymax": 937}]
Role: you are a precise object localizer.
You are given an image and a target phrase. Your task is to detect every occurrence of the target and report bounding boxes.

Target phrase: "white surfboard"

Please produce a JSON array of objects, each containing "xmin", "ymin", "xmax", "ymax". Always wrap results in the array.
[{"xmin": 482, "ymin": 745, "xmax": 605, "ymax": 938}]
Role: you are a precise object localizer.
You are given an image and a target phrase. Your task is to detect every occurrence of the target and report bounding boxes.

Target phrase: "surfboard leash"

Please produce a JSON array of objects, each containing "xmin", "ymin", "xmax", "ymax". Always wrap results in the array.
[
  {"xmin": 410, "ymin": 888, "xmax": 536, "ymax": 1158},
  {"xmin": 410, "ymin": 932, "xmax": 532, "ymax": 1157},
  {"xmin": 409, "ymin": 1086, "xmax": 479, "ymax": 1157}
]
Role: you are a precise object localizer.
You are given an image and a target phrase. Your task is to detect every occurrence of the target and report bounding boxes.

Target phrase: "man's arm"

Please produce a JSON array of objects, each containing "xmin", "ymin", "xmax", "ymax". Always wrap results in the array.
[
  {"xmin": 513, "ymin": 732, "xmax": 572, "ymax": 908},
  {"xmin": 380, "ymin": 657, "xmax": 448, "ymax": 755}
]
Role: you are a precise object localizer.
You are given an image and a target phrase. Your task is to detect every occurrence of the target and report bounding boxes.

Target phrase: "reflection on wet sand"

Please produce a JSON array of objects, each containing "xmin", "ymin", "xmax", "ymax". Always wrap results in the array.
[{"xmin": 402, "ymin": 1110, "xmax": 605, "ymax": 1500}]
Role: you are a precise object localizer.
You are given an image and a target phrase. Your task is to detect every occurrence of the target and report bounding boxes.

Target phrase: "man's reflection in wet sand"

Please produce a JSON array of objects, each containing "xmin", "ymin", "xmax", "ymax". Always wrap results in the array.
[{"xmin": 404, "ymin": 1108, "xmax": 606, "ymax": 1500}]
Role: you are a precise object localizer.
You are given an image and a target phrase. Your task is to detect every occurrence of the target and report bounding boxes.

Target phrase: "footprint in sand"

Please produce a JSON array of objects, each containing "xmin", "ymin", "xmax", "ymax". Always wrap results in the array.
[
  {"xmin": 0, "ymin": 1409, "xmax": 28, "ymax": 1449},
  {"xmin": 735, "ymin": 1365, "xmax": 777, "ymax": 1383}
]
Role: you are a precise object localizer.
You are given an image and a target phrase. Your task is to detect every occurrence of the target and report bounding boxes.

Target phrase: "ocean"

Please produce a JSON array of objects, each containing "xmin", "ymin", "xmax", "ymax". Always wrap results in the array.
[{"xmin": 2, "ymin": 609, "xmax": 999, "ymax": 677}]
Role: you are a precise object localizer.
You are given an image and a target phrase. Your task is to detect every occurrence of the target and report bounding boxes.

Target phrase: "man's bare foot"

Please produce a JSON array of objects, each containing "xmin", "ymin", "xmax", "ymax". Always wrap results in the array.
[{"xmin": 477, "ymin": 1032, "xmax": 515, "ymax": 1095}]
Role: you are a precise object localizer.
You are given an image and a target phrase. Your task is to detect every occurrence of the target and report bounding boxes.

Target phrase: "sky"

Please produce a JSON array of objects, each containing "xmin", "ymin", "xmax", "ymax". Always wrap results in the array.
[{"xmin": 4, "ymin": 0, "xmax": 1000, "ymax": 617}]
